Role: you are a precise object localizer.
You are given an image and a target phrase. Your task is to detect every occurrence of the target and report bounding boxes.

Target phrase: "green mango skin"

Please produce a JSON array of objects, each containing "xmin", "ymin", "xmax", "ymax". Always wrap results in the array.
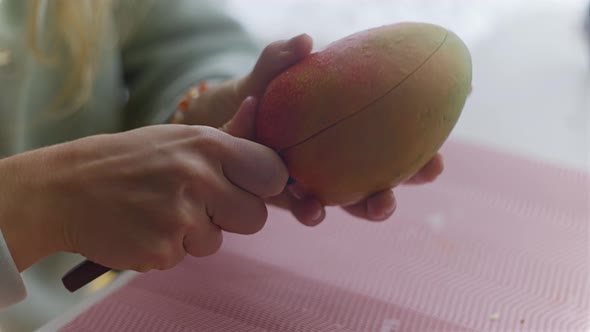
[{"xmin": 257, "ymin": 22, "xmax": 472, "ymax": 206}]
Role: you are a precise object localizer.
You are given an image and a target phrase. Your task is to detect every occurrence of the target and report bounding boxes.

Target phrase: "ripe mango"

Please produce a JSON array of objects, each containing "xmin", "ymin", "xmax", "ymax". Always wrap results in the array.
[{"xmin": 256, "ymin": 22, "xmax": 472, "ymax": 205}]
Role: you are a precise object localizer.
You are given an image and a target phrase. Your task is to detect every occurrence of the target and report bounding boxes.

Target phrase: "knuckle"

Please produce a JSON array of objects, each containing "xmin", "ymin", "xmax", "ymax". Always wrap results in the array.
[
  {"xmin": 168, "ymin": 199, "xmax": 195, "ymax": 230},
  {"xmin": 188, "ymin": 231, "xmax": 222, "ymax": 257},
  {"xmin": 192, "ymin": 127, "xmax": 227, "ymax": 154},
  {"xmin": 149, "ymin": 252, "xmax": 169, "ymax": 270},
  {"xmin": 168, "ymin": 128, "xmax": 227, "ymax": 173},
  {"xmin": 189, "ymin": 132, "xmax": 231, "ymax": 171},
  {"xmin": 173, "ymin": 124, "xmax": 202, "ymax": 138},
  {"xmin": 147, "ymin": 241, "xmax": 177, "ymax": 270},
  {"xmin": 167, "ymin": 159, "xmax": 219, "ymax": 196},
  {"xmin": 203, "ymin": 238, "xmax": 223, "ymax": 257},
  {"xmin": 163, "ymin": 150, "xmax": 198, "ymax": 183},
  {"xmin": 155, "ymin": 254, "xmax": 183, "ymax": 271}
]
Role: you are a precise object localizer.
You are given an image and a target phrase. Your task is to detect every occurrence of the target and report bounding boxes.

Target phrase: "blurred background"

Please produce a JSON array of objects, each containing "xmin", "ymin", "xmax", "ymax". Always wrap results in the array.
[
  {"xmin": 221, "ymin": 0, "xmax": 589, "ymax": 171},
  {"xmin": 1, "ymin": 0, "xmax": 588, "ymax": 331}
]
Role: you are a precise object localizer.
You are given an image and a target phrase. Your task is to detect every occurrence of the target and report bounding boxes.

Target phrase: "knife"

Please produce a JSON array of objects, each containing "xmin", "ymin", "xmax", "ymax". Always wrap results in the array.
[{"xmin": 62, "ymin": 260, "xmax": 112, "ymax": 292}]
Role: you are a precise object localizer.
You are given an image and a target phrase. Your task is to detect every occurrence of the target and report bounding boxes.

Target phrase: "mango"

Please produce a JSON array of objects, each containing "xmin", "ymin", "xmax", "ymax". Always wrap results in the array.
[{"xmin": 256, "ymin": 22, "xmax": 472, "ymax": 206}]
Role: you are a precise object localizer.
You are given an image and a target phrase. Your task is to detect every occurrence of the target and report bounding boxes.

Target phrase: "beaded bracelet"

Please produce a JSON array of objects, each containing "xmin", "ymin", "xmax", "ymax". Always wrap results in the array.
[{"xmin": 170, "ymin": 82, "xmax": 209, "ymax": 124}]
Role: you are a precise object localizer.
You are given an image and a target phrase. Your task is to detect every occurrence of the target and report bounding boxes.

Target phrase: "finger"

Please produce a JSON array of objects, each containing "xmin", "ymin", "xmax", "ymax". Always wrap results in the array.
[
  {"xmin": 342, "ymin": 190, "xmax": 396, "ymax": 221},
  {"xmin": 217, "ymin": 134, "xmax": 288, "ymax": 198},
  {"xmin": 209, "ymin": 177, "xmax": 268, "ymax": 235},
  {"xmin": 239, "ymin": 33, "xmax": 314, "ymax": 97},
  {"xmin": 221, "ymin": 96, "xmax": 257, "ymax": 140},
  {"xmin": 150, "ymin": 239, "xmax": 187, "ymax": 271},
  {"xmin": 404, "ymin": 153, "xmax": 444, "ymax": 185},
  {"xmin": 183, "ymin": 213, "xmax": 223, "ymax": 257},
  {"xmin": 217, "ymin": 98, "xmax": 288, "ymax": 197},
  {"xmin": 285, "ymin": 184, "xmax": 326, "ymax": 226},
  {"xmin": 266, "ymin": 190, "xmax": 325, "ymax": 227}
]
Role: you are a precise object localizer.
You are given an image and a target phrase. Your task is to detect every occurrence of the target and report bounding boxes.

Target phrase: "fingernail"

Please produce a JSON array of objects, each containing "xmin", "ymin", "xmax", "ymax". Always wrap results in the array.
[
  {"xmin": 367, "ymin": 204, "xmax": 381, "ymax": 220},
  {"xmin": 368, "ymin": 195, "xmax": 396, "ymax": 220},
  {"xmin": 308, "ymin": 208, "xmax": 324, "ymax": 226},
  {"xmin": 285, "ymin": 34, "xmax": 311, "ymax": 51},
  {"xmin": 287, "ymin": 184, "xmax": 306, "ymax": 200},
  {"xmin": 288, "ymin": 33, "xmax": 309, "ymax": 44},
  {"xmin": 386, "ymin": 198, "xmax": 397, "ymax": 215}
]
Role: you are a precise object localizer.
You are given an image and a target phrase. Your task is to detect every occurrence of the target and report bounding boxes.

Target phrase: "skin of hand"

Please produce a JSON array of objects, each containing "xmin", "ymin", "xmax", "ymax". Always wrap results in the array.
[
  {"xmin": 0, "ymin": 101, "xmax": 287, "ymax": 272},
  {"xmin": 180, "ymin": 34, "xmax": 444, "ymax": 226}
]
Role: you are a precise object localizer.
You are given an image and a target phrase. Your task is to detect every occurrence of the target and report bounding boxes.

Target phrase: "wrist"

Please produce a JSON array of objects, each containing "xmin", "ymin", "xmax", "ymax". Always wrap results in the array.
[
  {"xmin": 171, "ymin": 78, "xmax": 244, "ymax": 128},
  {"xmin": 170, "ymin": 82, "xmax": 209, "ymax": 125},
  {"xmin": 0, "ymin": 149, "xmax": 66, "ymax": 271}
]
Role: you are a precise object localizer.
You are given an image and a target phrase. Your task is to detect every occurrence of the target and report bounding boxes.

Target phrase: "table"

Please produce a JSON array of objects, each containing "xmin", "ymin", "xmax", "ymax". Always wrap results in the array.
[{"xmin": 38, "ymin": 139, "xmax": 590, "ymax": 332}]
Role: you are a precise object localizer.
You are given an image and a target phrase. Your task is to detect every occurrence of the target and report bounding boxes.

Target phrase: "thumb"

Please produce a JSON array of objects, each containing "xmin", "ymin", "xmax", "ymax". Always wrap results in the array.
[
  {"xmin": 238, "ymin": 34, "xmax": 313, "ymax": 98},
  {"xmin": 221, "ymin": 96, "xmax": 258, "ymax": 140}
]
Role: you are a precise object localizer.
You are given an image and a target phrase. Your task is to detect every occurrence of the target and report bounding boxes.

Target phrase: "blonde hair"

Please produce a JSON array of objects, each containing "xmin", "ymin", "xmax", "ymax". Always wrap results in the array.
[{"xmin": 27, "ymin": 0, "xmax": 115, "ymax": 115}]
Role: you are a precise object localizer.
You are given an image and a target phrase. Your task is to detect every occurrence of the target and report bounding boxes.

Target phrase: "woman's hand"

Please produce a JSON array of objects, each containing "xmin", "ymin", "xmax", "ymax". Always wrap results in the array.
[
  {"xmin": 179, "ymin": 33, "xmax": 444, "ymax": 226},
  {"xmin": 180, "ymin": 33, "xmax": 314, "ymax": 128},
  {"xmin": 265, "ymin": 154, "xmax": 444, "ymax": 226},
  {"xmin": 338, "ymin": 154, "xmax": 444, "ymax": 222},
  {"xmin": 0, "ymin": 101, "xmax": 287, "ymax": 272}
]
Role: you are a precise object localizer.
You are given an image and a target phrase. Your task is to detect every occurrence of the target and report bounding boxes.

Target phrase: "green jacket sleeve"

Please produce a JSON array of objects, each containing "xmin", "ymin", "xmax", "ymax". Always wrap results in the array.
[{"xmin": 115, "ymin": 0, "xmax": 260, "ymax": 128}]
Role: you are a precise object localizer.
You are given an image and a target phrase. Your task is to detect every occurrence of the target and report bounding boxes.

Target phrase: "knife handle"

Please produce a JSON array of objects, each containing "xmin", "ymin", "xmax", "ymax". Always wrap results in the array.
[{"xmin": 62, "ymin": 260, "xmax": 112, "ymax": 292}]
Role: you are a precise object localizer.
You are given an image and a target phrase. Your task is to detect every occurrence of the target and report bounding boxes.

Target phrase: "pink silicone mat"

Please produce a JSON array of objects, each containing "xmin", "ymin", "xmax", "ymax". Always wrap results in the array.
[{"xmin": 59, "ymin": 140, "xmax": 590, "ymax": 332}]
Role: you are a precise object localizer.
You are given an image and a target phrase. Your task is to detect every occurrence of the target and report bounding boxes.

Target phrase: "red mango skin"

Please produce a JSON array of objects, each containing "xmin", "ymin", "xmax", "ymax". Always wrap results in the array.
[{"xmin": 257, "ymin": 22, "xmax": 472, "ymax": 206}]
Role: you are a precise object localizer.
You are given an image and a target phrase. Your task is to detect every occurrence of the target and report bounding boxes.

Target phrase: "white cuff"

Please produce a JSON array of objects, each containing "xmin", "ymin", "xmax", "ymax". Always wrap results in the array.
[{"xmin": 0, "ymin": 228, "xmax": 26, "ymax": 308}]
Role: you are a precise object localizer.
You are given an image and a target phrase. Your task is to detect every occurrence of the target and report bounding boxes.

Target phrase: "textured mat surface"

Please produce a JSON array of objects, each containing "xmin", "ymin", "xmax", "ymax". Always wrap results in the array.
[{"xmin": 59, "ymin": 140, "xmax": 590, "ymax": 332}]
